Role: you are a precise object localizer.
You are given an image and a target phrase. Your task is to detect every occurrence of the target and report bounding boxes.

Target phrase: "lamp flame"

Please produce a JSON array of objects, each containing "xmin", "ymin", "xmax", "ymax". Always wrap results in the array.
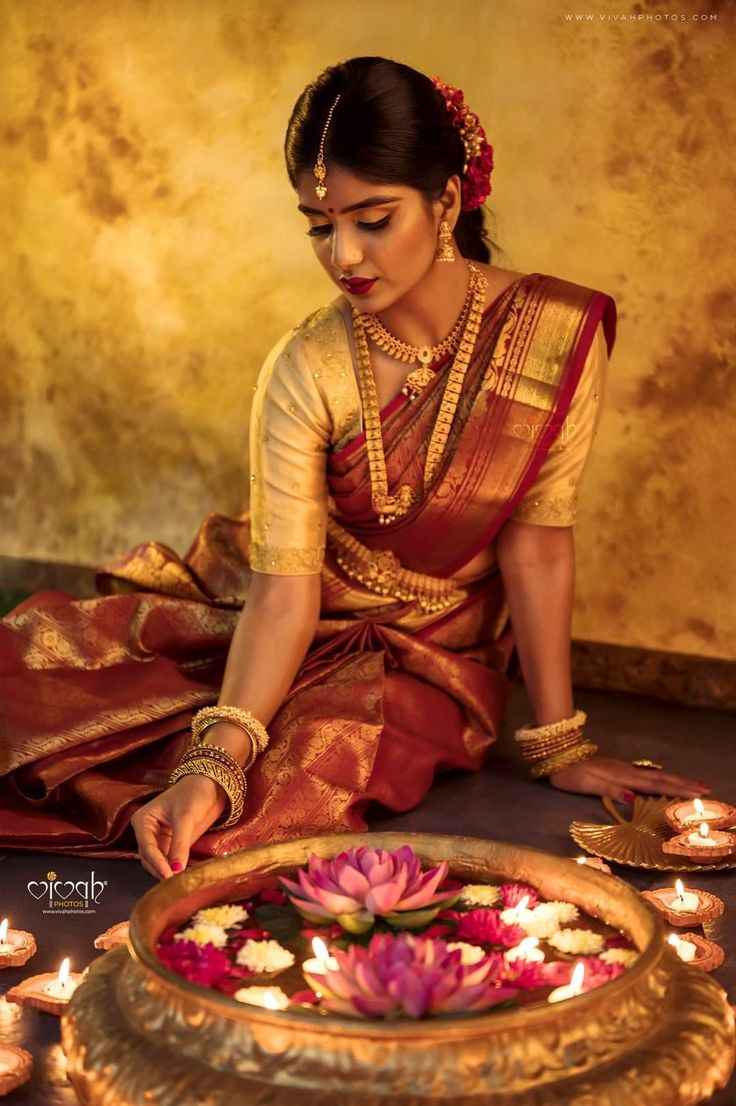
[
  {"xmin": 0, "ymin": 919, "xmax": 7, "ymax": 942},
  {"xmin": 517, "ymin": 895, "xmax": 530, "ymax": 912},
  {"xmin": 311, "ymin": 937, "xmax": 330, "ymax": 963},
  {"xmin": 674, "ymin": 879, "xmax": 686, "ymax": 901},
  {"xmin": 698, "ymin": 822, "xmax": 710, "ymax": 840},
  {"xmin": 693, "ymin": 798, "xmax": 705, "ymax": 817},
  {"xmin": 570, "ymin": 962, "xmax": 585, "ymax": 993},
  {"xmin": 668, "ymin": 934, "xmax": 681, "ymax": 949},
  {"xmin": 57, "ymin": 957, "xmax": 70, "ymax": 986}
]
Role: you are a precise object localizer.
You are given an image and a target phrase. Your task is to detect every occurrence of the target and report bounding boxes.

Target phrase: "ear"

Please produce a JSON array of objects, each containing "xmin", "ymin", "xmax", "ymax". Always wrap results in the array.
[{"xmin": 431, "ymin": 174, "xmax": 463, "ymax": 230}]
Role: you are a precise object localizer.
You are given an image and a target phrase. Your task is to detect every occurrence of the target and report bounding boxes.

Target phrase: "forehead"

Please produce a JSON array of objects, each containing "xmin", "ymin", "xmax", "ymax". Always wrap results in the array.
[{"xmin": 296, "ymin": 165, "xmax": 414, "ymax": 208}]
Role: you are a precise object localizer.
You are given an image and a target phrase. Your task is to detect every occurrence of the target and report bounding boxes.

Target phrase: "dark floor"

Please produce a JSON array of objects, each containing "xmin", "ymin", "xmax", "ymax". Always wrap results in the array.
[{"xmin": 1, "ymin": 682, "xmax": 734, "ymax": 1104}]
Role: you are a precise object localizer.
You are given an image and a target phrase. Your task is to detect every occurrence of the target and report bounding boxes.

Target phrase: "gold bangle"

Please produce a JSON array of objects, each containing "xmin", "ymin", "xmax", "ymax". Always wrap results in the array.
[
  {"xmin": 169, "ymin": 757, "xmax": 246, "ymax": 829},
  {"xmin": 191, "ymin": 706, "xmax": 270, "ymax": 760},
  {"xmin": 515, "ymin": 708, "xmax": 588, "ymax": 744},
  {"xmin": 520, "ymin": 729, "xmax": 586, "ymax": 760},
  {"xmin": 530, "ymin": 741, "xmax": 598, "ymax": 779}
]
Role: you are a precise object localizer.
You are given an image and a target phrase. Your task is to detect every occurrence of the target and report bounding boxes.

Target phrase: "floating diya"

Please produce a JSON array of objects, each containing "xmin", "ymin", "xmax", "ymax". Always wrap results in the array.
[
  {"xmin": 641, "ymin": 879, "xmax": 724, "ymax": 927},
  {"xmin": 547, "ymin": 961, "xmax": 586, "ymax": 1004},
  {"xmin": 667, "ymin": 933, "xmax": 724, "ymax": 973},
  {"xmin": 0, "ymin": 919, "xmax": 37, "ymax": 968},
  {"xmin": 0, "ymin": 1045, "xmax": 33, "ymax": 1098},
  {"xmin": 6, "ymin": 956, "xmax": 85, "ymax": 1015},
  {"xmin": 665, "ymin": 797, "xmax": 736, "ymax": 834},
  {"xmin": 662, "ymin": 821, "xmax": 736, "ymax": 861},
  {"xmin": 302, "ymin": 937, "xmax": 338, "ymax": 992},
  {"xmin": 233, "ymin": 986, "xmax": 289, "ymax": 1010}
]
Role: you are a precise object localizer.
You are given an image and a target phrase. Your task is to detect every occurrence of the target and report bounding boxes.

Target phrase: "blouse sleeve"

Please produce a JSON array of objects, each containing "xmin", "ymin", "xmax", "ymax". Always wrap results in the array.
[
  {"xmin": 248, "ymin": 329, "xmax": 331, "ymax": 574},
  {"xmin": 508, "ymin": 320, "xmax": 607, "ymax": 526}
]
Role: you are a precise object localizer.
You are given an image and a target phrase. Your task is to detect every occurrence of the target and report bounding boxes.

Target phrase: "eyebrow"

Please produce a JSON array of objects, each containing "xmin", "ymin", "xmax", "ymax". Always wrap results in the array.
[{"xmin": 297, "ymin": 196, "xmax": 402, "ymax": 216}]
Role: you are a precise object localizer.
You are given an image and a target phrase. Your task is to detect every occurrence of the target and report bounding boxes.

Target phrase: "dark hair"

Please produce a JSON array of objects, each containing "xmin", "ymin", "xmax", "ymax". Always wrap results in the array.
[{"xmin": 284, "ymin": 56, "xmax": 499, "ymax": 264}]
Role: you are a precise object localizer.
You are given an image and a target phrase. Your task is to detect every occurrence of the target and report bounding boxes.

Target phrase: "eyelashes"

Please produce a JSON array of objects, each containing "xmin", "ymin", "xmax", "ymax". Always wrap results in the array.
[{"xmin": 306, "ymin": 215, "xmax": 391, "ymax": 238}]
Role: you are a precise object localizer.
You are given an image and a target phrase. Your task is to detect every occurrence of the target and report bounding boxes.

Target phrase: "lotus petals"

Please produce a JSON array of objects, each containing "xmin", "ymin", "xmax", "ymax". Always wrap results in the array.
[
  {"xmin": 282, "ymin": 846, "xmax": 455, "ymax": 932},
  {"xmin": 314, "ymin": 933, "xmax": 521, "ymax": 1020}
]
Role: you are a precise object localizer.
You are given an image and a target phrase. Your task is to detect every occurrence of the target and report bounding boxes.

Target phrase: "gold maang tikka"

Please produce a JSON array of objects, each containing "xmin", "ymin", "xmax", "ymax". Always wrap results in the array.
[{"xmin": 313, "ymin": 93, "xmax": 341, "ymax": 199}]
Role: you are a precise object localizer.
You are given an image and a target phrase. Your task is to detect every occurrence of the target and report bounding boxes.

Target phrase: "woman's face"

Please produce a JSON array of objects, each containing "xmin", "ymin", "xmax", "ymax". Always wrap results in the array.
[{"xmin": 296, "ymin": 165, "xmax": 455, "ymax": 312}]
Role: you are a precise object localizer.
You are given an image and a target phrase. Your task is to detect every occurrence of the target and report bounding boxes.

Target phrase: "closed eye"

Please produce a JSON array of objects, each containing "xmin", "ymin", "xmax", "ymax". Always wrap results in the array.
[{"xmin": 306, "ymin": 215, "xmax": 391, "ymax": 238}]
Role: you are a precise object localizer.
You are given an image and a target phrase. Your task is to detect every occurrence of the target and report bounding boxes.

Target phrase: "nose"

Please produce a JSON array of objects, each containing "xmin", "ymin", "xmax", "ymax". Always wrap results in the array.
[{"xmin": 330, "ymin": 225, "xmax": 363, "ymax": 274}]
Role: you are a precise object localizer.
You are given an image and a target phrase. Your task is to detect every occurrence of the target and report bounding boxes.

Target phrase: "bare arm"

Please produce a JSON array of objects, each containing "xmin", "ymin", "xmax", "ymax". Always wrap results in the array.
[
  {"xmin": 496, "ymin": 519, "xmax": 709, "ymax": 801},
  {"xmin": 131, "ymin": 571, "xmax": 321, "ymax": 878},
  {"xmin": 496, "ymin": 518, "xmax": 575, "ymax": 726}
]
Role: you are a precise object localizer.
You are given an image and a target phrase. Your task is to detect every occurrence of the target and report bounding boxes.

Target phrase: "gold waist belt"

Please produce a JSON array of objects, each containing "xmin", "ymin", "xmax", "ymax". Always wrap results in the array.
[{"xmin": 326, "ymin": 517, "xmax": 465, "ymax": 613}]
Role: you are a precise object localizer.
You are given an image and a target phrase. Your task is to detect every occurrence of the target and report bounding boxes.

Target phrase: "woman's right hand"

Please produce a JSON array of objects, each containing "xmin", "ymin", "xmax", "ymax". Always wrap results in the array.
[{"xmin": 130, "ymin": 775, "xmax": 228, "ymax": 880}]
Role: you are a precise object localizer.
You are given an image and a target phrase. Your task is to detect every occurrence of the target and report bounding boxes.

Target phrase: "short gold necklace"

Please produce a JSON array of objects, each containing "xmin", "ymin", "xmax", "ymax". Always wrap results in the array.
[
  {"xmin": 360, "ymin": 270, "xmax": 475, "ymax": 401},
  {"xmin": 351, "ymin": 262, "xmax": 488, "ymax": 525}
]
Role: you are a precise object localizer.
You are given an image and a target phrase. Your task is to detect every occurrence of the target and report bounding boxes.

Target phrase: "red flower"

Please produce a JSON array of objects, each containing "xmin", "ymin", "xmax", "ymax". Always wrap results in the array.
[
  {"xmin": 499, "ymin": 883, "xmax": 540, "ymax": 910},
  {"xmin": 290, "ymin": 989, "xmax": 320, "ymax": 1006},
  {"xmin": 455, "ymin": 909, "xmax": 526, "ymax": 949},
  {"xmin": 258, "ymin": 888, "xmax": 288, "ymax": 905},
  {"xmin": 156, "ymin": 939, "xmax": 230, "ymax": 989}
]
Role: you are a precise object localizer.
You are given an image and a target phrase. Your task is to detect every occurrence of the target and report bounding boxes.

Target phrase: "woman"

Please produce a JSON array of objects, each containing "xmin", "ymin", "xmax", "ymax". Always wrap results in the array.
[{"xmin": 0, "ymin": 57, "xmax": 708, "ymax": 879}]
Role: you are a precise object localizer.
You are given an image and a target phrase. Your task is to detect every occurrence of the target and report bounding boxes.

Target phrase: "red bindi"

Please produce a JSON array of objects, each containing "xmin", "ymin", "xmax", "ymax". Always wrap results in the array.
[{"xmin": 328, "ymin": 207, "xmax": 334, "ymax": 213}]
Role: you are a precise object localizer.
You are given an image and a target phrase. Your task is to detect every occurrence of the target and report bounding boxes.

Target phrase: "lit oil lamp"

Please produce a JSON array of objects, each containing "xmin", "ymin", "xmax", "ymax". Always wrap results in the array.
[
  {"xmin": 548, "ymin": 961, "xmax": 585, "ymax": 1004},
  {"xmin": 665, "ymin": 796, "xmax": 736, "ymax": 834},
  {"xmin": 641, "ymin": 879, "xmax": 724, "ymax": 927},
  {"xmin": 0, "ymin": 919, "xmax": 37, "ymax": 969},
  {"xmin": 574, "ymin": 856, "xmax": 612, "ymax": 874},
  {"xmin": 302, "ymin": 937, "xmax": 339, "ymax": 991},
  {"xmin": 6, "ymin": 956, "xmax": 85, "ymax": 1015},
  {"xmin": 233, "ymin": 986, "xmax": 289, "ymax": 1009},
  {"xmin": 499, "ymin": 894, "xmax": 533, "ymax": 926},
  {"xmin": 663, "ymin": 821, "xmax": 736, "ymax": 861},
  {"xmin": 667, "ymin": 933, "xmax": 724, "ymax": 972},
  {"xmin": 504, "ymin": 936, "xmax": 545, "ymax": 963},
  {"xmin": 0, "ymin": 1045, "xmax": 33, "ymax": 1097}
]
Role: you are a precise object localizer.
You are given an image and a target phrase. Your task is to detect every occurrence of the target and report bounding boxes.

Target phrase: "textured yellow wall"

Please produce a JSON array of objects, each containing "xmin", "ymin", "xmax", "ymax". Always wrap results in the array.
[{"xmin": 1, "ymin": 0, "xmax": 733, "ymax": 658}]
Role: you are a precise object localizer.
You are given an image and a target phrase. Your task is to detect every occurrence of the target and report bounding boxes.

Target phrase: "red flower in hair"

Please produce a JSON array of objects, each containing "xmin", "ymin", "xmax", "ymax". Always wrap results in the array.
[{"xmin": 432, "ymin": 77, "xmax": 494, "ymax": 212}]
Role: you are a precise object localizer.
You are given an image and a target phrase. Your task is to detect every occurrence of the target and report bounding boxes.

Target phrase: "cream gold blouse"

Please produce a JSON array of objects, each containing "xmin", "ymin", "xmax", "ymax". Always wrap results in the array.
[{"xmin": 249, "ymin": 300, "xmax": 608, "ymax": 575}]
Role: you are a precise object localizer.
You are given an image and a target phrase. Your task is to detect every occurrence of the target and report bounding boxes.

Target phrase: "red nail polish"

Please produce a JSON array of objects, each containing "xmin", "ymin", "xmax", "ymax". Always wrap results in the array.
[
  {"xmin": 170, "ymin": 860, "xmax": 183, "ymax": 872},
  {"xmin": 622, "ymin": 791, "xmax": 636, "ymax": 803}
]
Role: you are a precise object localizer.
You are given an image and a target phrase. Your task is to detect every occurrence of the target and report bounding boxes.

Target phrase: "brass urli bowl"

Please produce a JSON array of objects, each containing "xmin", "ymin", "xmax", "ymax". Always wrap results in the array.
[{"xmin": 60, "ymin": 832, "xmax": 735, "ymax": 1106}]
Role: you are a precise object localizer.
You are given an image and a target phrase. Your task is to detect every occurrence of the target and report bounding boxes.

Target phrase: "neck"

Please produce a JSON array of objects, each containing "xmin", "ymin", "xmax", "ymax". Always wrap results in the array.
[{"xmin": 375, "ymin": 259, "xmax": 476, "ymax": 346}]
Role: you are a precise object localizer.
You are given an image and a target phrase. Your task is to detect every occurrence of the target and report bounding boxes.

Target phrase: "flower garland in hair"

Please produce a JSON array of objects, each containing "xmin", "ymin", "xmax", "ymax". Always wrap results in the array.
[{"xmin": 432, "ymin": 78, "xmax": 494, "ymax": 212}]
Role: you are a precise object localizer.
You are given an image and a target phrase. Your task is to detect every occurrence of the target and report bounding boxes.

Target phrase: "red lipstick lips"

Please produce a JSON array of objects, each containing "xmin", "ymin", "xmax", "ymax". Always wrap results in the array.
[{"xmin": 341, "ymin": 277, "xmax": 377, "ymax": 296}]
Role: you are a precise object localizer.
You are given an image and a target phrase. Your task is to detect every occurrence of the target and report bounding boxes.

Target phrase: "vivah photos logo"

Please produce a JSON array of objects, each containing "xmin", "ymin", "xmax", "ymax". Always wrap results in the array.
[{"xmin": 26, "ymin": 870, "xmax": 107, "ymax": 914}]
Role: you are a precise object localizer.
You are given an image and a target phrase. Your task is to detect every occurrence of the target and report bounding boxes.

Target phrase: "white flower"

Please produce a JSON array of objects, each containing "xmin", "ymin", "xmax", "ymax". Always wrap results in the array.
[
  {"xmin": 446, "ymin": 941, "xmax": 486, "ymax": 965},
  {"xmin": 540, "ymin": 901, "xmax": 579, "ymax": 925},
  {"xmin": 458, "ymin": 884, "xmax": 501, "ymax": 907},
  {"xmin": 174, "ymin": 923, "xmax": 228, "ymax": 948},
  {"xmin": 192, "ymin": 903, "xmax": 249, "ymax": 929},
  {"xmin": 518, "ymin": 904, "xmax": 561, "ymax": 940},
  {"xmin": 234, "ymin": 985, "xmax": 290, "ymax": 1009},
  {"xmin": 548, "ymin": 929, "xmax": 604, "ymax": 955},
  {"xmin": 600, "ymin": 948, "xmax": 639, "ymax": 968},
  {"xmin": 235, "ymin": 939, "xmax": 295, "ymax": 974}
]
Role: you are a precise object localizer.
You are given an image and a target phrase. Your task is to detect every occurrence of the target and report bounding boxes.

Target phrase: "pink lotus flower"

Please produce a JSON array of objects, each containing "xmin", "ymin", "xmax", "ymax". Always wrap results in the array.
[
  {"xmin": 281, "ymin": 846, "xmax": 459, "ymax": 934},
  {"xmin": 455, "ymin": 909, "xmax": 526, "ymax": 949},
  {"xmin": 317, "ymin": 933, "xmax": 519, "ymax": 1019}
]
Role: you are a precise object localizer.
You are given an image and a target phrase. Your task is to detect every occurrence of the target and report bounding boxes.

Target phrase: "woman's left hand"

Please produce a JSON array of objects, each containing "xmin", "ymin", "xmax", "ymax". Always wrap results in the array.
[{"xmin": 549, "ymin": 755, "xmax": 711, "ymax": 802}]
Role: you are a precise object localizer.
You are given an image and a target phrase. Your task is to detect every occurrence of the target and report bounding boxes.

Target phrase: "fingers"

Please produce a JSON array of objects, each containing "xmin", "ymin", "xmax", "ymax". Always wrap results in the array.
[
  {"xmin": 131, "ymin": 811, "xmax": 176, "ymax": 882},
  {"xmin": 628, "ymin": 769, "xmax": 710, "ymax": 799},
  {"xmin": 168, "ymin": 817, "xmax": 195, "ymax": 875}
]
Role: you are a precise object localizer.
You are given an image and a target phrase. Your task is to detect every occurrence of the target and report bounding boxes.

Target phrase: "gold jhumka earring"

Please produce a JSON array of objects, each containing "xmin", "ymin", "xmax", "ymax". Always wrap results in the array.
[
  {"xmin": 313, "ymin": 93, "xmax": 341, "ymax": 200},
  {"xmin": 435, "ymin": 219, "xmax": 456, "ymax": 263}
]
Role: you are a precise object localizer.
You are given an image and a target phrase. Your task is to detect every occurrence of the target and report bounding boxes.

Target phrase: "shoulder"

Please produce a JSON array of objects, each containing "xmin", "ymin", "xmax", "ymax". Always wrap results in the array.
[
  {"xmin": 526, "ymin": 271, "xmax": 617, "ymax": 359},
  {"xmin": 257, "ymin": 302, "xmax": 345, "ymax": 386}
]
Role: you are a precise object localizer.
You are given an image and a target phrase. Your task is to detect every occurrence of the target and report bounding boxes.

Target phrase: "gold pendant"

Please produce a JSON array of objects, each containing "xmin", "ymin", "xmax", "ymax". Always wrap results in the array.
[
  {"xmin": 417, "ymin": 346, "xmax": 434, "ymax": 366},
  {"xmin": 375, "ymin": 485, "xmax": 418, "ymax": 525},
  {"xmin": 402, "ymin": 365, "xmax": 436, "ymax": 401}
]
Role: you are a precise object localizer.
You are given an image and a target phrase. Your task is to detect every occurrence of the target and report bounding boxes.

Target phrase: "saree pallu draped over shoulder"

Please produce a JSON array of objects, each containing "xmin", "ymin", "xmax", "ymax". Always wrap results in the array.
[{"xmin": 0, "ymin": 273, "xmax": 616, "ymax": 858}]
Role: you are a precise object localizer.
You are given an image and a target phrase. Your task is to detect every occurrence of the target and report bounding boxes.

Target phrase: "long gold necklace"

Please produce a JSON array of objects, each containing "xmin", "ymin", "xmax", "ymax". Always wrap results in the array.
[
  {"xmin": 361, "ymin": 271, "xmax": 475, "ymax": 401},
  {"xmin": 351, "ymin": 262, "xmax": 488, "ymax": 525}
]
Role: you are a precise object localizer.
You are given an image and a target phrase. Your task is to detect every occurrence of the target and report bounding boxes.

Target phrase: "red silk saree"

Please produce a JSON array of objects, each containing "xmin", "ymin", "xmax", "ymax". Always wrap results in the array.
[{"xmin": 0, "ymin": 272, "xmax": 616, "ymax": 859}]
